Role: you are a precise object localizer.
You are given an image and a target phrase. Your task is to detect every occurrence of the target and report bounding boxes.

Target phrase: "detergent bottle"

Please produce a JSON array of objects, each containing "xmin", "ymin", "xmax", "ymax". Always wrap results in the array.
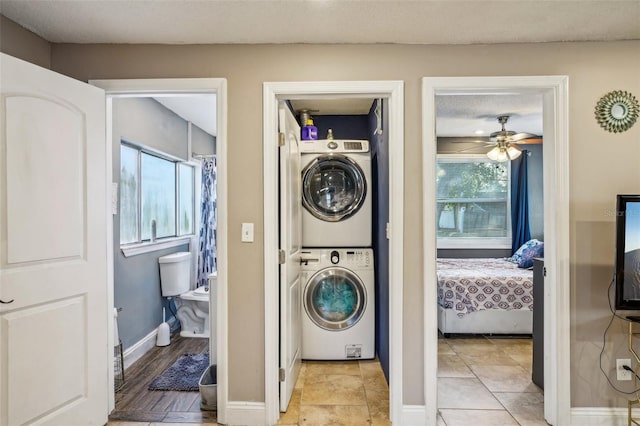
[{"xmin": 301, "ymin": 118, "xmax": 318, "ymax": 140}]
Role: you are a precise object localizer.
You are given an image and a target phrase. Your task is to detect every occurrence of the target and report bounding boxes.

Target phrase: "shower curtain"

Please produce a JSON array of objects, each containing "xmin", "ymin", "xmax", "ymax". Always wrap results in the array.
[{"xmin": 197, "ymin": 157, "xmax": 217, "ymax": 288}]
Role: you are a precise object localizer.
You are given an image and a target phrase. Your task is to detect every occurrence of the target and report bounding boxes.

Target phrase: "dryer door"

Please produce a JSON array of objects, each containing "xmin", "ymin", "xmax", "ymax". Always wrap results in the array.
[
  {"xmin": 304, "ymin": 267, "xmax": 367, "ymax": 331},
  {"xmin": 302, "ymin": 155, "xmax": 366, "ymax": 222}
]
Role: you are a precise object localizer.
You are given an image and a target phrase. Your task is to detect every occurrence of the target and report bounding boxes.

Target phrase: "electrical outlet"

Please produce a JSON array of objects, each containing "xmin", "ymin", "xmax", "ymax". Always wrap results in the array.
[{"xmin": 617, "ymin": 358, "xmax": 632, "ymax": 381}]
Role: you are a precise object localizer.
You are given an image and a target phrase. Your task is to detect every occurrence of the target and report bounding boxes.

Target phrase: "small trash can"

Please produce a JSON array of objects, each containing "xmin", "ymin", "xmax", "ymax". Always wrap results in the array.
[{"xmin": 199, "ymin": 364, "xmax": 217, "ymax": 411}]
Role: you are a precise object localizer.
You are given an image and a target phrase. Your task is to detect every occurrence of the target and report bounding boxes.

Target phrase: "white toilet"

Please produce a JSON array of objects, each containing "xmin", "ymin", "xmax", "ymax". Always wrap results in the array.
[{"xmin": 159, "ymin": 251, "xmax": 214, "ymax": 338}]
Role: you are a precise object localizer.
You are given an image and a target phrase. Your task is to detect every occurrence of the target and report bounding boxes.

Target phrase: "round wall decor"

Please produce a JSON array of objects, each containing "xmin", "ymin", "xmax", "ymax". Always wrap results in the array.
[{"xmin": 595, "ymin": 90, "xmax": 639, "ymax": 133}]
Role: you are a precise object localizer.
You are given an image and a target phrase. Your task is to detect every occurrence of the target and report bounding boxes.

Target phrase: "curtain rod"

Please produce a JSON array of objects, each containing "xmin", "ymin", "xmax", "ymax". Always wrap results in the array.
[{"xmin": 192, "ymin": 152, "xmax": 216, "ymax": 159}]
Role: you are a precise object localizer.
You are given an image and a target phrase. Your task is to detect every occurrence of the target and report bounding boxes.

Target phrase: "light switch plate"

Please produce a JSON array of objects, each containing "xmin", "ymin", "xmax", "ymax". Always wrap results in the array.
[{"xmin": 241, "ymin": 223, "xmax": 254, "ymax": 242}]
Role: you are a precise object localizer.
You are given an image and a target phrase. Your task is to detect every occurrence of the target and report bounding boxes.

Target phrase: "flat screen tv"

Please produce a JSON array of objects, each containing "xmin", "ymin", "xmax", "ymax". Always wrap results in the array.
[{"xmin": 615, "ymin": 194, "xmax": 640, "ymax": 310}]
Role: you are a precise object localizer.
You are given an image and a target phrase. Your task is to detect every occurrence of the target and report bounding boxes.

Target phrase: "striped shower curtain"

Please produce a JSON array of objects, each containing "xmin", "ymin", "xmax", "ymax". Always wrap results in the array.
[{"xmin": 197, "ymin": 157, "xmax": 217, "ymax": 288}]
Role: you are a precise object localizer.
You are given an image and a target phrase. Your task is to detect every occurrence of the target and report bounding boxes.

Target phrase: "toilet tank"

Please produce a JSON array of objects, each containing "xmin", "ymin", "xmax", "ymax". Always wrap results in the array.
[{"xmin": 158, "ymin": 252, "xmax": 191, "ymax": 296}]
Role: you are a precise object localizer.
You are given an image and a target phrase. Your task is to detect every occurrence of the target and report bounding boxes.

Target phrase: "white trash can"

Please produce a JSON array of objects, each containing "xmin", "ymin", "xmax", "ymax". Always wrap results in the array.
[{"xmin": 199, "ymin": 364, "xmax": 217, "ymax": 410}]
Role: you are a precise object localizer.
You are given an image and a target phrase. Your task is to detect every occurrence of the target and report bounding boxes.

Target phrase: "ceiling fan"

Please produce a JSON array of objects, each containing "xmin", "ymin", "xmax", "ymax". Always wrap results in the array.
[
  {"xmin": 442, "ymin": 115, "xmax": 541, "ymax": 162},
  {"xmin": 486, "ymin": 115, "xmax": 538, "ymax": 162}
]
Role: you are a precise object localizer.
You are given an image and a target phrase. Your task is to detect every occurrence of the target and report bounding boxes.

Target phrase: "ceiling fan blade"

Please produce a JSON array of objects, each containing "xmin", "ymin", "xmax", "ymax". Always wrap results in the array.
[
  {"xmin": 509, "ymin": 132, "xmax": 538, "ymax": 141},
  {"xmin": 514, "ymin": 137, "xmax": 543, "ymax": 145}
]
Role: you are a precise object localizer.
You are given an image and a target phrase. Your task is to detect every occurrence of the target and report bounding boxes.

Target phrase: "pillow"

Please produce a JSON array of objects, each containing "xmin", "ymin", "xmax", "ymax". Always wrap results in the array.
[
  {"xmin": 507, "ymin": 239, "xmax": 543, "ymax": 264},
  {"xmin": 517, "ymin": 241, "xmax": 544, "ymax": 269}
]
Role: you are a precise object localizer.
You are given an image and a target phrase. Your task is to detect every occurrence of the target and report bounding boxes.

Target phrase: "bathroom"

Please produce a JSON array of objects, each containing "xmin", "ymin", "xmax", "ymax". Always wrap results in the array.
[{"xmin": 111, "ymin": 94, "xmax": 217, "ymax": 418}]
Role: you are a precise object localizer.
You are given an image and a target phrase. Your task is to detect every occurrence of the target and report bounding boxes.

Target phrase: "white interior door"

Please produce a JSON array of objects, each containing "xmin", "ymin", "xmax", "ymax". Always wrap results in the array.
[
  {"xmin": 279, "ymin": 102, "xmax": 302, "ymax": 412},
  {"xmin": 0, "ymin": 53, "xmax": 108, "ymax": 425}
]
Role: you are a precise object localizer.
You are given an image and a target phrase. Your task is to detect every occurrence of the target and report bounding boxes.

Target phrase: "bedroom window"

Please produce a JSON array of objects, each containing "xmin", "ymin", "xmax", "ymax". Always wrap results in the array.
[
  {"xmin": 120, "ymin": 143, "xmax": 195, "ymax": 245},
  {"xmin": 436, "ymin": 155, "xmax": 511, "ymax": 248}
]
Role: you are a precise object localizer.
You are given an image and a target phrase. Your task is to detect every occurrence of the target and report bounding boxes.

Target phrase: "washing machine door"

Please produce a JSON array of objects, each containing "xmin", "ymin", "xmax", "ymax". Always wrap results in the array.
[
  {"xmin": 304, "ymin": 267, "xmax": 367, "ymax": 331},
  {"xmin": 302, "ymin": 154, "xmax": 366, "ymax": 222}
]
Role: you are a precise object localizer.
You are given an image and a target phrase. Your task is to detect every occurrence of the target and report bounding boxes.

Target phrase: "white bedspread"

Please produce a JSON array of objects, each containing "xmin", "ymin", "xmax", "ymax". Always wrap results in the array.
[{"xmin": 437, "ymin": 258, "xmax": 533, "ymax": 317}]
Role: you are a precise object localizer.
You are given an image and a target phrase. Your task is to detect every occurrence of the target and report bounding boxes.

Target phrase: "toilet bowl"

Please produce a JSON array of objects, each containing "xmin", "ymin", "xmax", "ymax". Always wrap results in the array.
[{"xmin": 159, "ymin": 252, "xmax": 214, "ymax": 339}]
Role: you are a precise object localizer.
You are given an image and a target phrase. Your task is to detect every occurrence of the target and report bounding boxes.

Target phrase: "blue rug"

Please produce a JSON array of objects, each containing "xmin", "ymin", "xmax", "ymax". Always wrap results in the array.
[{"xmin": 148, "ymin": 352, "xmax": 209, "ymax": 391}]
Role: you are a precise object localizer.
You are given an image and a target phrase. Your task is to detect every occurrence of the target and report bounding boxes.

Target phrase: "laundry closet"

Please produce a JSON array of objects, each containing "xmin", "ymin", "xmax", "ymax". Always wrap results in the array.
[{"xmin": 283, "ymin": 98, "xmax": 390, "ymax": 381}]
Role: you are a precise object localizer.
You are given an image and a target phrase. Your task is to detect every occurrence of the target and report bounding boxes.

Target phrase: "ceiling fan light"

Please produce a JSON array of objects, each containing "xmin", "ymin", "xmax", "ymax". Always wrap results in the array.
[
  {"xmin": 487, "ymin": 146, "xmax": 502, "ymax": 161},
  {"xmin": 506, "ymin": 144, "xmax": 522, "ymax": 160}
]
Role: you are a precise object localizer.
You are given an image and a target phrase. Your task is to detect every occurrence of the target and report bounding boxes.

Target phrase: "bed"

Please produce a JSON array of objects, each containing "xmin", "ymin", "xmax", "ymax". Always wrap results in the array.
[{"xmin": 437, "ymin": 258, "xmax": 534, "ymax": 336}]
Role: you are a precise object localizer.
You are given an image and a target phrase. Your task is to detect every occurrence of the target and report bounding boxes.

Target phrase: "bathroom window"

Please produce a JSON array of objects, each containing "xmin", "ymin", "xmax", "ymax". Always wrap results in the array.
[
  {"xmin": 120, "ymin": 143, "xmax": 195, "ymax": 245},
  {"xmin": 436, "ymin": 155, "xmax": 511, "ymax": 248}
]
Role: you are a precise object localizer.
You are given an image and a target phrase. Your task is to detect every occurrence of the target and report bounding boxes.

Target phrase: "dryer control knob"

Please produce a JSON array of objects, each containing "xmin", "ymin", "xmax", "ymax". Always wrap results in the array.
[{"xmin": 330, "ymin": 251, "xmax": 340, "ymax": 264}]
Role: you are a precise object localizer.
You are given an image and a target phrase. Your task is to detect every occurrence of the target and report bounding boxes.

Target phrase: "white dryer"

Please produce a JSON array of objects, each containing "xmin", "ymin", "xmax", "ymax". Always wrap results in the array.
[
  {"xmin": 300, "ymin": 139, "xmax": 371, "ymax": 247},
  {"xmin": 300, "ymin": 248, "xmax": 375, "ymax": 360}
]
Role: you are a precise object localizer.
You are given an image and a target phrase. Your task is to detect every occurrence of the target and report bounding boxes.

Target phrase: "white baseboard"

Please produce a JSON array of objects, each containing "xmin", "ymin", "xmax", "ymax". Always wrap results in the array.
[
  {"xmin": 571, "ymin": 407, "xmax": 632, "ymax": 426},
  {"xmin": 401, "ymin": 404, "xmax": 426, "ymax": 425},
  {"xmin": 224, "ymin": 401, "xmax": 266, "ymax": 426},
  {"xmin": 122, "ymin": 318, "xmax": 176, "ymax": 370}
]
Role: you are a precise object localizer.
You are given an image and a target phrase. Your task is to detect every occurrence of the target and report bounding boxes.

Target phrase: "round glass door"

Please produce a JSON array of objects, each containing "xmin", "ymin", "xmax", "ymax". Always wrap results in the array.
[
  {"xmin": 304, "ymin": 267, "xmax": 367, "ymax": 331},
  {"xmin": 302, "ymin": 155, "xmax": 366, "ymax": 222}
]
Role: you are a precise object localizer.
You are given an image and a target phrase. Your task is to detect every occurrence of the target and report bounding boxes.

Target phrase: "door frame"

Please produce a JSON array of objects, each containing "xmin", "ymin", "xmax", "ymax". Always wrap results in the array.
[
  {"xmin": 263, "ymin": 81, "xmax": 404, "ymax": 425},
  {"xmin": 422, "ymin": 76, "xmax": 570, "ymax": 426},
  {"xmin": 89, "ymin": 78, "xmax": 228, "ymax": 418}
]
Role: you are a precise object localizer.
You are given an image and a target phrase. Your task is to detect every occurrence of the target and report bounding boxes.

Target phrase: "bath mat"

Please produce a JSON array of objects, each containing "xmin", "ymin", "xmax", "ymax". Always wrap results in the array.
[{"xmin": 148, "ymin": 352, "xmax": 209, "ymax": 391}]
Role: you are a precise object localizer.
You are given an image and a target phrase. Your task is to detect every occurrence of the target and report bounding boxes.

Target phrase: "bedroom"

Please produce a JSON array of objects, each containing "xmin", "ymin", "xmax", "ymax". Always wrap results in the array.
[{"xmin": 435, "ymin": 92, "xmax": 546, "ymax": 423}]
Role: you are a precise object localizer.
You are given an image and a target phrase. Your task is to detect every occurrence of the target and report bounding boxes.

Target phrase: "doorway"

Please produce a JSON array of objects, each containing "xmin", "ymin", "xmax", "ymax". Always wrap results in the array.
[
  {"xmin": 263, "ymin": 81, "xmax": 405, "ymax": 425},
  {"xmin": 422, "ymin": 76, "xmax": 571, "ymax": 426},
  {"xmin": 90, "ymin": 78, "xmax": 228, "ymax": 418}
]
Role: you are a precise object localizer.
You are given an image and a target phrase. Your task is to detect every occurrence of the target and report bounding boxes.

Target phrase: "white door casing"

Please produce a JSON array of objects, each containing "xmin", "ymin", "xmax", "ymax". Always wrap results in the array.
[
  {"xmin": 264, "ymin": 81, "xmax": 404, "ymax": 425},
  {"xmin": 90, "ymin": 77, "xmax": 228, "ymax": 422},
  {"xmin": 422, "ymin": 76, "xmax": 570, "ymax": 426},
  {"xmin": 278, "ymin": 102, "xmax": 303, "ymax": 412},
  {"xmin": 0, "ymin": 53, "xmax": 108, "ymax": 425}
]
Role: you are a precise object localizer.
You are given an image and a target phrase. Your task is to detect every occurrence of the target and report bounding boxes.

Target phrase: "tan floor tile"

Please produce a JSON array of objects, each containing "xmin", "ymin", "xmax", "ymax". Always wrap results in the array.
[
  {"xmin": 278, "ymin": 388, "xmax": 302, "ymax": 425},
  {"xmin": 299, "ymin": 405, "xmax": 370, "ymax": 425},
  {"xmin": 471, "ymin": 365, "xmax": 541, "ymax": 393},
  {"xmin": 438, "ymin": 341, "xmax": 456, "ymax": 355},
  {"xmin": 440, "ymin": 409, "xmax": 519, "ymax": 425},
  {"xmin": 437, "ymin": 377, "xmax": 503, "ymax": 409},
  {"xmin": 446, "ymin": 338, "xmax": 494, "ymax": 353},
  {"xmin": 509, "ymin": 352, "xmax": 533, "ymax": 371},
  {"xmin": 457, "ymin": 350, "xmax": 520, "ymax": 367},
  {"xmin": 365, "ymin": 389, "xmax": 390, "ymax": 423},
  {"xmin": 493, "ymin": 392, "xmax": 548, "ymax": 425},
  {"xmin": 438, "ymin": 354, "xmax": 475, "ymax": 378},
  {"xmin": 108, "ymin": 422, "xmax": 150, "ymax": 425},
  {"xmin": 359, "ymin": 359, "xmax": 387, "ymax": 377},
  {"xmin": 305, "ymin": 361, "xmax": 362, "ymax": 377},
  {"xmin": 302, "ymin": 374, "xmax": 367, "ymax": 405},
  {"xmin": 295, "ymin": 364, "xmax": 307, "ymax": 390},
  {"xmin": 362, "ymin": 371, "xmax": 389, "ymax": 391}
]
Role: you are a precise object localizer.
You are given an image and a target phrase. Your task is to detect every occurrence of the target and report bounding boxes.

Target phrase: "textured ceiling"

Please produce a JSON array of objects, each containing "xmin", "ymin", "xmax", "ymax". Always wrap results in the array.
[
  {"xmin": 3, "ymin": 0, "xmax": 630, "ymax": 138},
  {"xmin": 1, "ymin": 0, "xmax": 638, "ymax": 45}
]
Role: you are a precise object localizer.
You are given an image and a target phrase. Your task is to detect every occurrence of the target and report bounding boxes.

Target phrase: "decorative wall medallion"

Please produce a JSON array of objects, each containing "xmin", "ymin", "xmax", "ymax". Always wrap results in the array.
[{"xmin": 595, "ymin": 90, "xmax": 639, "ymax": 133}]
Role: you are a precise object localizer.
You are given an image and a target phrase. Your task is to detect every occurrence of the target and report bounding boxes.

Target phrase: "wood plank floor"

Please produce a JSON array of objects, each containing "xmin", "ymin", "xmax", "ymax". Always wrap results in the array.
[{"xmin": 109, "ymin": 333, "xmax": 217, "ymax": 424}]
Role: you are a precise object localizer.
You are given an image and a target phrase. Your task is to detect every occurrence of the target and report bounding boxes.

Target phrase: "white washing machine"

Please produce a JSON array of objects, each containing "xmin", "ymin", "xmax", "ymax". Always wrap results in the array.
[
  {"xmin": 301, "ymin": 248, "xmax": 375, "ymax": 360},
  {"xmin": 300, "ymin": 139, "xmax": 371, "ymax": 247}
]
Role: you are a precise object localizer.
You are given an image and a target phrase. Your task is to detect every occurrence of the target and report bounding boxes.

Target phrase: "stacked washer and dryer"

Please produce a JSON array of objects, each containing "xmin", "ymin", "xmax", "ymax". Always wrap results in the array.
[{"xmin": 299, "ymin": 138, "xmax": 375, "ymax": 360}]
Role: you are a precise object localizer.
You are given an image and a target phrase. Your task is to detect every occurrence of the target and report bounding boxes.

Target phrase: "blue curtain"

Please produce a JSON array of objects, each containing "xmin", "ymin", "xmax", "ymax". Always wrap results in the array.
[
  {"xmin": 511, "ymin": 151, "xmax": 531, "ymax": 254},
  {"xmin": 197, "ymin": 157, "xmax": 217, "ymax": 288}
]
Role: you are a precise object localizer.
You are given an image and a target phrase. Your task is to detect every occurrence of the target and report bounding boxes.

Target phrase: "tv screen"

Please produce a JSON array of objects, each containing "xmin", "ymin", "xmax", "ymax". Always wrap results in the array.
[{"xmin": 615, "ymin": 194, "xmax": 640, "ymax": 310}]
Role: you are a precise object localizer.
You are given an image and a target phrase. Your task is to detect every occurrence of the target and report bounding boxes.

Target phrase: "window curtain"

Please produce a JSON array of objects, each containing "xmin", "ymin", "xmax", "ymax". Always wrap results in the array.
[
  {"xmin": 511, "ymin": 151, "xmax": 531, "ymax": 254},
  {"xmin": 197, "ymin": 157, "xmax": 217, "ymax": 288}
]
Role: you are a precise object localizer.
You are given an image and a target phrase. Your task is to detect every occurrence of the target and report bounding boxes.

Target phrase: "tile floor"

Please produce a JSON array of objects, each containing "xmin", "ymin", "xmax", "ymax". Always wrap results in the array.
[
  {"xmin": 437, "ymin": 336, "xmax": 548, "ymax": 426},
  {"xmin": 278, "ymin": 359, "xmax": 390, "ymax": 425},
  {"xmin": 108, "ymin": 337, "xmax": 546, "ymax": 425}
]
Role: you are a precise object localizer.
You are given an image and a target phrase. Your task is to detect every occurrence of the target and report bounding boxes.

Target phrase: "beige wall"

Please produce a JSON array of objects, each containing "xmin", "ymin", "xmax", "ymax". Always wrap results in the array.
[
  {"xmin": 3, "ymin": 21, "xmax": 640, "ymax": 407},
  {"xmin": 0, "ymin": 15, "xmax": 50, "ymax": 68}
]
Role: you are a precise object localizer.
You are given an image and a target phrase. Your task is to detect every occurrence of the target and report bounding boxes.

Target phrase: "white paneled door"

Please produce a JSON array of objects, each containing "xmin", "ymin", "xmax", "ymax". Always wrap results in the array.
[
  {"xmin": 278, "ymin": 102, "xmax": 302, "ymax": 412},
  {"xmin": 0, "ymin": 53, "xmax": 108, "ymax": 425}
]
